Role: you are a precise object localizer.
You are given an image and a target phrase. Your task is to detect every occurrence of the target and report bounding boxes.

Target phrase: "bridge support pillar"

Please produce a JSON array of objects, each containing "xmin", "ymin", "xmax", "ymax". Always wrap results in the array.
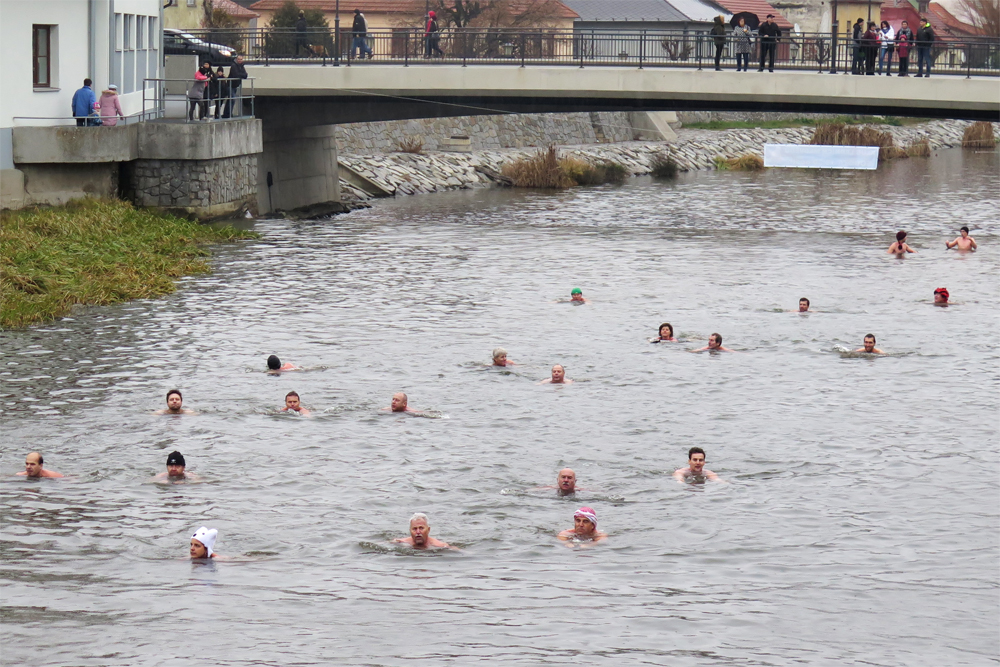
[{"xmin": 258, "ymin": 124, "xmax": 340, "ymax": 214}]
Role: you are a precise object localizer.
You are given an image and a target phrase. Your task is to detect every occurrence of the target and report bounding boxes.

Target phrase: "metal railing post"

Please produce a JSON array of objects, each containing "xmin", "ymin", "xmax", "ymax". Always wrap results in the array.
[
  {"xmin": 640, "ymin": 30, "xmax": 645, "ymax": 69},
  {"xmin": 966, "ymin": 42, "xmax": 972, "ymax": 78},
  {"xmin": 405, "ymin": 31, "xmax": 409, "ymax": 66},
  {"xmin": 697, "ymin": 33, "xmax": 703, "ymax": 70},
  {"xmin": 521, "ymin": 32, "xmax": 526, "ymax": 67},
  {"xmin": 829, "ymin": 23, "xmax": 838, "ymax": 73}
]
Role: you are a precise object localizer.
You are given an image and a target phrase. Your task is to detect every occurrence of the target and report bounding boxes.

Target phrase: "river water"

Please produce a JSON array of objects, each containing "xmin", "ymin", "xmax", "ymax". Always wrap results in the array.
[{"xmin": 2, "ymin": 147, "xmax": 997, "ymax": 666}]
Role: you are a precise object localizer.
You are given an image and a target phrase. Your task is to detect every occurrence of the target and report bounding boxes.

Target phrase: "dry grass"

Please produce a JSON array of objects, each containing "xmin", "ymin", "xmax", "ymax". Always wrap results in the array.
[
  {"xmin": 906, "ymin": 138, "xmax": 932, "ymax": 157},
  {"xmin": 811, "ymin": 123, "xmax": 903, "ymax": 161},
  {"xmin": 962, "ymin": 121, "xmax": 996, "ymax": 149},
  {"xmin": 715, "ymin": 154, "xmax": 765, "ymax": 171},
  {"xmin": 650, "ymin": 152, "xmax": 679, "ymax": 179},
  {"xmin": 1, "ymin": 198, "xmax": 257, "ymax": 329},
  {"xmin": 395, "ymin": 137, "xmax": 425, "ymax": 154},
  {"xmin": 502, "ymin": 146, "xmax": 628, "ymax": 188}
]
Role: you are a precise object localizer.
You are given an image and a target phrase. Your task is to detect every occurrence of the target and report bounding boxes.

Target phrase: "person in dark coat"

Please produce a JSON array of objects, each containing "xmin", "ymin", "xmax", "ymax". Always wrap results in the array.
[
  {"xmin": 710, "ymin": 16, "xmax": 727, "ymax": 71},
  {"xmin": 862, "ymin": 21, "xmax": 878, "ymax": 75},
  {"xmin": 425, "ymin": 11, "xmax": 443, "ymax": 58},
  {"xmin": 915, "ymin": 17, "xmax": 935, "ymax": 77},
  {"xmin": 757, "ymin": 14, "xmax": 781, "ymax": 72},
  {"xmin": 352, "ymin": 9, "xmax": 373, "ymax": 59},
  {"xmin": 210, "ymin": 66, "xmax": 230, "ymax": 119},
  {"xmin": 226, "ymin": 55, "xmax": 248, "ymax": 117},
  {"xmin": 895, "ymin": 30, "xmax": 911, "ymax": 76},
  {"xmin": 295, "ymin": 10, "xmax": 308, "ymax": 57},
  {"xmin": 851, "ymin": 18, "xmax": 865, "ymax": 74}
]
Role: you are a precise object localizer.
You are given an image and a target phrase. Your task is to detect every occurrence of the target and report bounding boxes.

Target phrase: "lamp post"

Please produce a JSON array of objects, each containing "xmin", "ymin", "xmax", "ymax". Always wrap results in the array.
[
  {"xmin": 830, "ymin": 0, "xmax": 839, "ymax": 73},
  {"xmin": 335, "ymin": 0, "xmax": 341, "ymax": 66}
]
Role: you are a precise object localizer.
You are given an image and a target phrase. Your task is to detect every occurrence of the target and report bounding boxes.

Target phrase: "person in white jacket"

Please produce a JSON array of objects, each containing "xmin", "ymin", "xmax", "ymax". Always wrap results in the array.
[{"xmin": 878, "ymin": 21, "xmax": 895, "ymax": 75}]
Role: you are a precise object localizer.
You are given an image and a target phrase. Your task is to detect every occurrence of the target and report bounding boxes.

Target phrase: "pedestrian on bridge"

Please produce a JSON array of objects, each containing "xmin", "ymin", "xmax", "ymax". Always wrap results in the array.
[
  {"xmin": 851, "ymin": 18, "xmax": 865, "ymax": 74},
  {"xmin": 425, "ymin": 11, "xmax": 443, "ymax": 58},
  {"xmin": 711, "ymin": 16, "xmax": 727, "ymax": 71},
  {"xmin": 352, "ymin": 9, "xmax": 373, "ymax": 59},
  {"xmin": 732, "ymin": 17, "xmax": 752, "ymax": 72},
  {"xmin": 862, "ymin": 22, "xmax": 879, "ymax": 75},
  {"xmin": 877, "ymin": 20, "xmax": 895, "ymax": 74},
  {"xmin": 757, "ymin": 14, "xmax": 781, "ymax": 72},
  {"xmin": 915, "ymin": 17, "xmax": 935, "ymax": 77},
  {"xmin": 295, "ymin": 10, "xmax": 308, "ymax": 58}
]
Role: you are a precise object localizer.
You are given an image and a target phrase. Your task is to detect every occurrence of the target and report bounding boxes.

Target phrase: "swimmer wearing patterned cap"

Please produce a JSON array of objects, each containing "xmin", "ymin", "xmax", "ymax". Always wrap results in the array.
[
  {"xmin": 558, "ymin": 507, "xmax": 607, "ymax": 544},
  {"xmin": 933, "ymin": 288, "xmax": 950, "ymax": 306}
]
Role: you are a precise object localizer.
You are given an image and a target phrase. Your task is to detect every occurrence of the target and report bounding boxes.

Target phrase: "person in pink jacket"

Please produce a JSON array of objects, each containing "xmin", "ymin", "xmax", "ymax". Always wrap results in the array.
[{"xmin": 97, "ymin": 84, "xmax": 125, "ymax": 126}]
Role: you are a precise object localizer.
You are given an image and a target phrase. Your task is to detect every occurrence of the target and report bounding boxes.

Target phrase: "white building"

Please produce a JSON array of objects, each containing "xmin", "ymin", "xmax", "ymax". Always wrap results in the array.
[{"xmin": 0, "ymin": 0, "xmax": 164, "ymax": 170}]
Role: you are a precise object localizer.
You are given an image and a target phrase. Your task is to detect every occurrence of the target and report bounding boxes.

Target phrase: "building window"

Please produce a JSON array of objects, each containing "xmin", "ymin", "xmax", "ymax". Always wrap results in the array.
[
  {"xmin": 138, "ymin": 16, "xmax": 147, "ymax": 49},
  {"xmin": 187, "ymin": 0, "xmax": 196, "ymax": 6},
  {"xmin": 124, "ymin": 14, "xmax": 134, "ymax": 50},
  {"xmin": 33, "ymin": 25, "xmax": 52, "ymax": 87},
  {"xmin": 149, "ymin": 17, "xmax": 158, "ymax": 49},
  {"xmin": 115, "ymin": 13, "xmax": 123, "ymax": 51}
]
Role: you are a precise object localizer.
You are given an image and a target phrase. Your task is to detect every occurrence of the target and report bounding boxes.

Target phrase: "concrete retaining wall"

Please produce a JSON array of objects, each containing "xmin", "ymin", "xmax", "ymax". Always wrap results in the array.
[{"xmin": 123, "ymin": 154, "xmax": 258, "ymax": 218}]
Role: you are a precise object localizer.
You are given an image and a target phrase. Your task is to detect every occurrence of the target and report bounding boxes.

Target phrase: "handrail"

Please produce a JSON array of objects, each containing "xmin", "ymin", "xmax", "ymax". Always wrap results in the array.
[
  {"xmin": 176, "ymin": 27, "xmax": 1000, "ymax": 76},
  {"xmin": 12, "ymin": 111, "xmax": 157, "ymax": 127},
  {"xmin": 142, "ymin": 77, "xmax": 256, "ymax": 123}
]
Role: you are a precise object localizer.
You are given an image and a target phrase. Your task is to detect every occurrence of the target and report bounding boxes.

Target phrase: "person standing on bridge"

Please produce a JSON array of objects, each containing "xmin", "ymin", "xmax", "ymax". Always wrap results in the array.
[
  {"xmin": 711, "ymin": 16, "xmax": 727, "ymax": 71},
  {"xmin": 862, "ymin": 22, "xmax": 879, "ymax": 75},
  {"xmin": 295, "ymin": 10, "xmax": 308, "ymax": 58},
  {"xmin": 877, "ymin": 21, "xmax": 895, "ymax": 75},
  {"xmin": 352, "ymin": 9, "xmax": 373, "ymax": 60},
  {"xmin": 757, "ymin": 15, "xmax": 781, "ymax": 72},
  {"xmin": 226, "ymin": 56, "xmax": 248, "ymax": 118},
  {"xmin": 425, "ymin": 11, "xmax": 443, "ymax": 58},
  {"xmin": 896, "ymin": 21, "xmax": 913, "ymax": 76},
  {"xmin": 915, "ymin": 18, "xmax": 935, "ymax": 78},
  {"xmin": 851, "ymin": 18, "xmax": 865, "ymax": 74},
  {"xmin": 732, "ymin": 17, "xmax": 752, "ymax": 72}
]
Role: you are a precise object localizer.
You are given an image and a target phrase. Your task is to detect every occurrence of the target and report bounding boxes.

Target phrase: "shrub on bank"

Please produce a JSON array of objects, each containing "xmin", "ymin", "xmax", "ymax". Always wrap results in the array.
[
  {"xmin": 714, "ymin": 154, "xmax": 765, "ymax": 171},
  {"xmin": 906, "ymin": 138, "xmax": 931, "ymax": 157},
  {"xmin": 1, "ymin": 199, "xmax": 258, "ymax": 329},
  {"xmin": 962, "ymin": 121, "xmax": 996, "ymax": 149},
  {"xmin": 810, "ymin": 123, "xmax": 901, "ymax": 161},
  {"xmin": 649, "ymin": 152, "xmax": 679, "ymax": 179},
  {"xmin": 501, "ymin": 146, "xmax": 629, "ymax": 188}
]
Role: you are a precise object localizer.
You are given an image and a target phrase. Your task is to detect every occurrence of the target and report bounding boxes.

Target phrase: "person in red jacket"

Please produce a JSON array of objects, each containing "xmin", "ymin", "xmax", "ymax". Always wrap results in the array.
[{"xmin": 425, "ymin": 11, "xmax": 443, "ymax": 57}]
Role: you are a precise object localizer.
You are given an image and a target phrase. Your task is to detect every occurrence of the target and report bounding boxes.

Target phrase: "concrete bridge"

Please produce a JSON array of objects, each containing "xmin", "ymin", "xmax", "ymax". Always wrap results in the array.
[{"xmin": 250, "ymin": 64, "xmax": 1000, "ymax": 126}]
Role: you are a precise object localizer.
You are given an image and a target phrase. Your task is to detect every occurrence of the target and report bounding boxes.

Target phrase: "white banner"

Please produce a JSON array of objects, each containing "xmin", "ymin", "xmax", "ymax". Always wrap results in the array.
[{"xmin": 764, "ymin": 144, "xmax": 880, "ymax": 170}]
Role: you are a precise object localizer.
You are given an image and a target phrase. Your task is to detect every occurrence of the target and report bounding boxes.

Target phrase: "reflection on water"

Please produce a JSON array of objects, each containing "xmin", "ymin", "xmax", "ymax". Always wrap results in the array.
[{"xmin": 1, "ymin": 148, "xmax": 997, "ymax": 666}]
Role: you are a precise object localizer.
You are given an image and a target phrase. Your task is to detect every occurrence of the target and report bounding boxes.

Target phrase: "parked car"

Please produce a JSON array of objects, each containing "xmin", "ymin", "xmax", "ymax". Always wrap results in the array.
[{"xmin": 164, "ymin": 28, "xmax": 235, "ymax": 66}]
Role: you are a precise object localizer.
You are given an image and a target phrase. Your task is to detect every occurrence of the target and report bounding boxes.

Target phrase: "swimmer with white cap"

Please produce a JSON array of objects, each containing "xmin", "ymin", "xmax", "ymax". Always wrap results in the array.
[
  {"xmin": 558, "ymin": 507, "xmax": 607, "ymax": 544},
  {"xmin": 392, "ymin": 513, "xmax": 458, "ymax": 550},
  {"xmin": 190, "ymin": 526, "xmax": 220, "ymax": 559}
]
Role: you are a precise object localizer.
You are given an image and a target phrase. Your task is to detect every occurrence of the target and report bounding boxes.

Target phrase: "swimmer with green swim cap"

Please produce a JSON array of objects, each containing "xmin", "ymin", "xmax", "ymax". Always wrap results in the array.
[{"xmin": 569, "ymin": 288, "xmax": 589, "ymax": 303}]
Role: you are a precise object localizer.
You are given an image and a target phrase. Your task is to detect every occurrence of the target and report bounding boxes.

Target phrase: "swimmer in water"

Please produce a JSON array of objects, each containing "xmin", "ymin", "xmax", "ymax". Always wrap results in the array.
[
  {"xmin": 392, "ymin": 513, "xmax": 457, "ymax": 550},
  {"xmin": 933, "ymin": 287, "xmax": 950, "ymax": 307},
  {"xmin": 673, "ymin": 447, "xmax": 721, "ymax": 483},
  {"xmin": 16, "ymin": 452, "xmax": 63, "ymax": 478},
  {"xmin": 540, "ymin": 364, "xmax": 572, "ymax": 384},
  {"xmin": 154, "ymin": 389, "xmax": 194, "ymax": 415},
  {"xmin": 280, "ymin": 391, "xmax": 311, "ymax": 416},
  {"xmin": 855, "ymin": 334, "xmax": 885, "ymax": 354},
  {"xmin": 798, "ymin": 298, "xmax": 811, "ymax": 313},
  {"xmin": 383, "ymin": 392, "xmax": 422, "ymax": 413},
  {"xmin": 691, "ymin": 333, "xmax": 732, "ymax": 353},
  {"xmin": 569, "ymin": 288, "xmax": 589, "ymax": 303},
  {"xmin": 558, "ymin": 507, "xmax": 607, "ymax": 545},
  {"xmin": 151, "ymin": 451, "xmax": 201, "ymax": 483},
  {"xmin": 888, "ymin": 230, "xmax": 916, "ymax": 255},
  {"xmin": 267, "ymin": 355, "xmax": 300, "ymax": 373},
  {"xmin": 190, "ymin": 526, "xmax": 220, "ymax": 559},
  {"xmin": 946, "ymin": 226, "xmax": 977, "ymax": 251},
  {"xmin": 492, "ymin": 347, "xmax": 516, "ymax": 367},
  {"xmin": 650, "ymin": 322, "xmax": 676, "ymax": 342}
]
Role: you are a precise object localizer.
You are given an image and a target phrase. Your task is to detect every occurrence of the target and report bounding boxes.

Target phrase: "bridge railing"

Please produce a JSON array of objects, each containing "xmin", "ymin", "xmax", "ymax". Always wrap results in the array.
[{"xmin": 184, "ymin": 28, "xmax": 1000, "ymax": 76}]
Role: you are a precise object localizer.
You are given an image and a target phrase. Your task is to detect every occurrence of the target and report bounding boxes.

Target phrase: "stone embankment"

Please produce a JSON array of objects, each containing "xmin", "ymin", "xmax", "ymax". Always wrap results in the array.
[{"xmin": 338, "ymin": 120, "xmax": 990, "ymax": 201}]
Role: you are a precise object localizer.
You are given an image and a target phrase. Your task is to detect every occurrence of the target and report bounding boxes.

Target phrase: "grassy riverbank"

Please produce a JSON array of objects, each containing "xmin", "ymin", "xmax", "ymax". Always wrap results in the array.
[
  {"xmin": 1, "ymin": 199, "xmax": 258, "ymax": 329},
  {"xmin": 682, "ymin": 116, "xmax": 928, "ymax": 131}
]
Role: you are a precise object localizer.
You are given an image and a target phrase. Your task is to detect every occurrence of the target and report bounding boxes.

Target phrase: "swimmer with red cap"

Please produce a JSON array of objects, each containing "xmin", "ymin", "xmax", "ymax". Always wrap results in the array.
[
  {"xmin": 933, "ymin": 287, "xmax": 950, "ymax": 306},
  {"xmin": 558, "ymin": 507, "xmax": 607, "ymax": 545}
]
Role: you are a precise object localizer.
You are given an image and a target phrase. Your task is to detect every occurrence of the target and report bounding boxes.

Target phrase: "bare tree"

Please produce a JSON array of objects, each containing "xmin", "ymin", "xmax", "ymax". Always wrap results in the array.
[{"xmin": 957, "ymin": 0, "xmax": 1000, "ymax": 36}]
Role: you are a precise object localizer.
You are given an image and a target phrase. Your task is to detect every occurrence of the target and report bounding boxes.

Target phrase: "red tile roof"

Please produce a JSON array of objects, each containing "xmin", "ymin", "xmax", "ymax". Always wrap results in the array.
[
  {"xmin": 928, "ymin": 1, "xmax": 984, "ymax": 35},
  {"xmin": 216, "ymin": 0, "xmax": 260, "ymax": 18},
  {"xmin": 250, "ymin": 0, "xmax": 578, "ymax": 18},
  {"xmin": 711, "ymin": 0, "xmax": 793, "ymax": 29}
]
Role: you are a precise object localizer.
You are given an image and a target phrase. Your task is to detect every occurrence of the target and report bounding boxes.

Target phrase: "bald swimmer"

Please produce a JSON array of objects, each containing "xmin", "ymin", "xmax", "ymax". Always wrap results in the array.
[
  {"xmin": 382, "ymin": 392, "xmax": 425, "ymax": 414},
  {"xmin": 540, "ymin": 365, "xmax": 572, "ymax": 384},
  {"xmin": 392, "ymin": 513, "xmax": 457, "ymax": 550},
  {"xmin": 558, "ymin": 507, "xmax": 607, "ymax": 545},
  {"xmin": 16, "ymin": 452, "xmax": 63, "ymax": 478}
]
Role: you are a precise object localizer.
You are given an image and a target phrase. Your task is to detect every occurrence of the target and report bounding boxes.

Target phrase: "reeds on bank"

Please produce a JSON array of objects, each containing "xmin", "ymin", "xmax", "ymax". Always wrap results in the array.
[
  {"xmin": 810, "ymin": 123, "xmax": 934, "ymax": 161},
  {"xmin": 649, "ymin": 152, "xmax": 679, "ymax": 179},
  {"xmin": 501, "ymin": 146, "xmax": 629, "ymax": 188},
  {"xmin": 713, "ymin": 154, "xmax": 765, "ymax": 171},
  {"xmin": 1, "ymin": 198, "xmax": 257, "ymax": 329},
  {"xmin": 962, "ymin": 121, "xmax": 996, "ymax": 149}
]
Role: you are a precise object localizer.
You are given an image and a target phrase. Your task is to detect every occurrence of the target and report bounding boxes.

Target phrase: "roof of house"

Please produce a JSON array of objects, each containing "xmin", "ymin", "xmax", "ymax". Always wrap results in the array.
[
  {"xmin": 250, "ymin": 0, "xmax": 578, "ymax": 18},
  {"xmin": 216, "ymin": 0, "xmax": 260, "ymax": 18},
  {"xmin": 563, "ymin": 0, "xmax": 689, "ymax": 22},
  {"xmin": 928, "ymin": 1, "xmax": 984, "ymax": 35},
  {"xmin": 711, "ymin": 0, "xmax": 793, "ymax": 28}
]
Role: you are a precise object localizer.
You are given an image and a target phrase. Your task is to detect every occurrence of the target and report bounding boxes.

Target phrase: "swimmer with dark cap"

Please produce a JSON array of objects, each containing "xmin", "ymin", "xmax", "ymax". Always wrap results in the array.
[
  {"xmin": 190, "ymin": 526, "xmax": 221, "ymax": 559},
  {"xmin": 539, "ymin": 364, "xmax": 572, "ymax": 384},
  {"xmin": 16, "ymin": 452, "xmax": 63, "ymax": 478},
  {"xmin": 152, "ymin": 451, "xmax": 201, "ymax": 483},
  {"xmin": 946, "ymin": 226, "xmax": 977, "ymax": 251},
  {"xmin": 558, "ymin": 507, "xmax": 607, "ymax": 545},
  {"xmin": 266, "ymin": 355, "xmax": 300, "ymax": 373},
  {"xmin": 855, "ymin": 334, "xmax": 885, "ymax": 354},
  {"xmin": 888, "ymin": 231, "xmax": 916, "ymax": 255},
  {"xmin": 154, "ymin": 389, "xmax": 195, "ymax": 415},
  {"xmin": 691, "ymin": 333, "xmax": 732, "ymax": 352},
  {"xmin": 933, "ymin": 287, "xmax": 950, "ymax": 307},
  {"xmin": 392, "ymin": 513, "xmax": 458, "ymax": 550},
  {"xmin": 280, "ymin": 391, "xmax": 311, "ymax": 416},
  {"xmin": 649, "ymin": 323, "xmax": 676, "ymax": 343}
]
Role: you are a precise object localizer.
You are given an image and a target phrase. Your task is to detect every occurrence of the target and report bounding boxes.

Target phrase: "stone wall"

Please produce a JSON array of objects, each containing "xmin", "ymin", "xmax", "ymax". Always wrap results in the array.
[
  {"xmin": 335, "ymin": 112, "xmax": 635, "ymax": 154},
  {"xmin": 123, "ymin": 154, "xmax": 257, "ymax": 218}
]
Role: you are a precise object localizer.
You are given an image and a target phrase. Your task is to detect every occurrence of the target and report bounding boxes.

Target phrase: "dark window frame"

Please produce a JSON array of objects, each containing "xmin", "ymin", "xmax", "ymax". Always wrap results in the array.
[{"xmin": 33, "ymin": 24, "xmax": 52, "ymax": 88}]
